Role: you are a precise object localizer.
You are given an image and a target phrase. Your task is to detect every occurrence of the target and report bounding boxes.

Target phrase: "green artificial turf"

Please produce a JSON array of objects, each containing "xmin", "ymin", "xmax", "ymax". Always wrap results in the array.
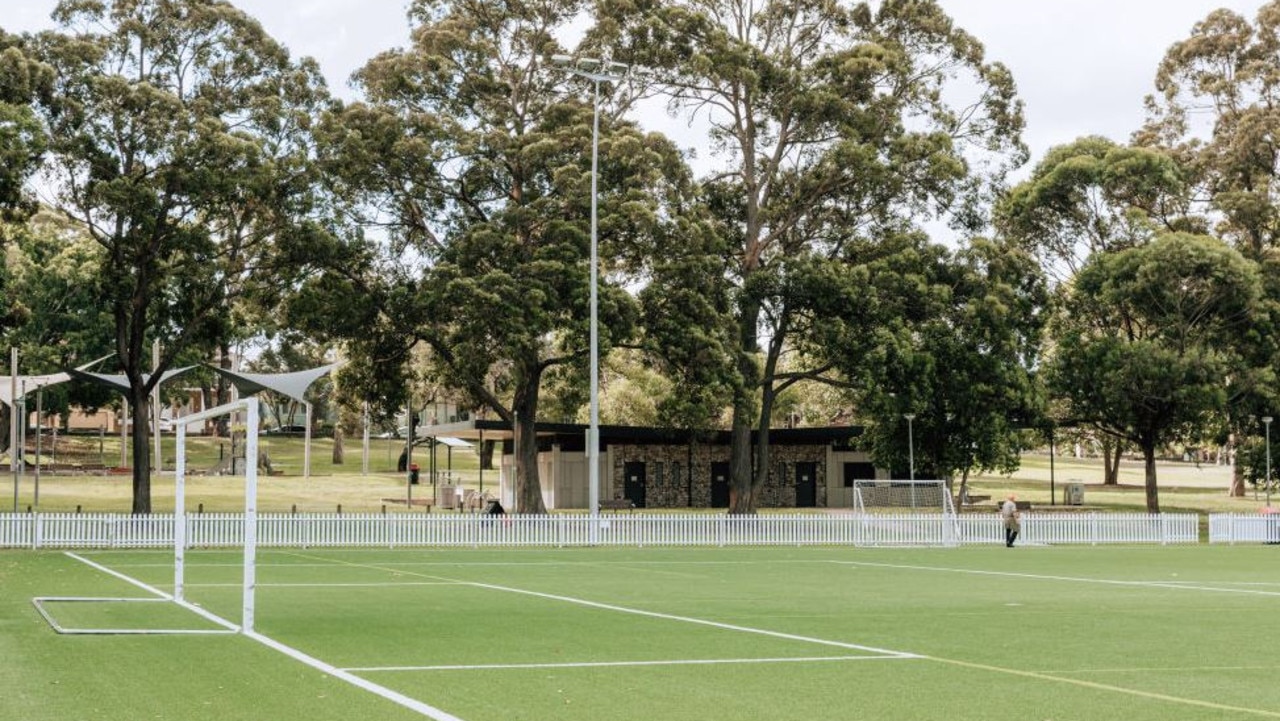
[{"xmin": 3, "ymin": 545, "xmax": 1278, "ymax": 720}]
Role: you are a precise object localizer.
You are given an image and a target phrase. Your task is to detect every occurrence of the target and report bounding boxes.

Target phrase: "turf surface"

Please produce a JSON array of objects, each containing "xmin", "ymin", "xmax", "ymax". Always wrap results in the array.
[{"xmin": 3, "ymin": 545, "xmax": 1278, "ymax": 720}]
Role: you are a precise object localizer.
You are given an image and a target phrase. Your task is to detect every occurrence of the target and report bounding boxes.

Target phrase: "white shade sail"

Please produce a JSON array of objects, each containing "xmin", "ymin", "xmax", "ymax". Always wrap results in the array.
[
  {"xmin": 205, "ymin": 363, "xmax": 339, "ymax": 404},
  {"xmin": 3, "ymin": 354, "xmax": 116, "ymax": 408}
]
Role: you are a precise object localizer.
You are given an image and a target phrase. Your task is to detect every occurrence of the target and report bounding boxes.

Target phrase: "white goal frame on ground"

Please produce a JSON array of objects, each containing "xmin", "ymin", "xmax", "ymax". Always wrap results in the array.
[
  {"xmin": 852, "ymin": 479, "xmax": 955, "ymax": 514},
  {"xmin": 32, "ymin": 398, "xmax": 259, "ymax": 635},
  {"xmin": 176, "ymin": 398, "xmax": 260, "ymax": 631}
]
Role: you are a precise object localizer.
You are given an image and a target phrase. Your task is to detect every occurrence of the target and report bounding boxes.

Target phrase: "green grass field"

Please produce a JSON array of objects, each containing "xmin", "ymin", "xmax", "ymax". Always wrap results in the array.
[{"xmin": 4, "ymin": 545, "xmax": 1278, "ymax": 720}]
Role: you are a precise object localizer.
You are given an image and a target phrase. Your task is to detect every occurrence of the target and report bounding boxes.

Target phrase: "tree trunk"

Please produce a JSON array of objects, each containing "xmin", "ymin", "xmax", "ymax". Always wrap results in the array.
[
  {"xmin": 332, "ymin": 426, "xmax": 344, "ymax": 464},
  {"xmin": 511, "ymin": 366, "xmax": 546, "ymax": 514},
  {"xmin": 480, "ymin": 439, "xmax": 496, "ymax": 470},
  {"xmin": 728, "ymin": 299, "xmax": 761, "ymax": 515},
  {"xmin": 1142, "ymin": 444, "xmax": 1160, "ymax": 513},
  {"xmin": 752, "ymin": 382, "xmax": 778, "ymax": 507},
  {"xmin": 513, "ymin": 408, "xmax": 545, "ymax": 514},
  {"xmin": 1229, "ymin": 462, "xmax": 1246, "ymax": 497},
  {"xmin": 214, "ymin": 343, "xmax": 234, "ymax": 437},
  {"xmin": 957, "ymin": 468, "xmax": 970, "ymax": 505},
  {"xmin": 728, "ymin": 403, "xmax": 754, "ymax": 513},
  {"xmin": 129, "ymin": 385, "xmax": 152, "ymax": 514},
  {"xmin": 1102, "ymin": 435, "xmax": 1121, "ymax": 485}
]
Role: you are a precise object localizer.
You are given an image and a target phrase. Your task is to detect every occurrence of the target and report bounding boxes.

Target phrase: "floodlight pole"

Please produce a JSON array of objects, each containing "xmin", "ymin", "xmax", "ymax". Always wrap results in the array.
[
  {"xmin": 1264, "ymin": 416, "xmax": 1273, "ymax": 507},
  {"xmin": 10, "ymin": 346, "xmax": 18, "ymax": 512},
  {"xmin": 904, "ymin": 414, "xmax": 916, "ymax": 482},
  {"xmin": 152, "ymin": 339, "xmax": 161, "ymax": 474},
  {"xmin": 551, "ymin": 54, "xmax": 631, "ymax": 535}
]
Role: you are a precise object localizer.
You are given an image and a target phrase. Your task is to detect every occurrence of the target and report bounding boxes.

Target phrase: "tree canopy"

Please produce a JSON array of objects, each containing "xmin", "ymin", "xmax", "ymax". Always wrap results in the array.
[
  {"xmin": 1047, "ymin": 232, "xmax": 1266, "ymax": 511},
  {"xmin": 26, "ymin": 0, "xmax": 332, "ymax": 511},
  {"xmin": 298, "ymin": 0, "xmax": 697, "ymax": 512}
]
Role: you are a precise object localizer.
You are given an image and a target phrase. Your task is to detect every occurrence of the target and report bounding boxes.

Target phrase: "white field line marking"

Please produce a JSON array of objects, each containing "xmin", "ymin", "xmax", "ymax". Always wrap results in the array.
[
  {"xmin": 65, "ymin": 551, "xmax": 176, "ymax": 598},
  {"xmin": 828, "ymin": 561, "xmax": 1280, "ymax": 717},
  {"xmin": 281, "ymin": 551, "xmax": 919, "ymax": 660},
  {"xmin": 281, "ymin": 552, "xmax": 1280, "ymax": 718},
  {"xmin": 244, "ymin": 630, "xmax": 467, "ymax": 721},
  {"xmin": 462, "ymin": 579, "xmax": 920, "ymax": 658},
  {"xmin": 926, "ymin": 656, "xmax": 1280, "ymax": 719},
  {"xmin": 344, "ymin": 654, "xmax": 910, "ymax": 673},
  {"xmin": 831, "ymin": 560, "xmax": 1280, "ymax": 597},
  {"xmin": 63, "ymin": 552, "xmax": 238, "ymax": 632},
  {"xmin": 1049, "ymin": 665, "xmax": 1280, "ymax": 674},
  {"xmin": 179, "ymin": 582, "xmax": 465, "ymax": 588},
  {"xmin": 60, "ymin": 553, "xmax": 466, "ymax": 721}
]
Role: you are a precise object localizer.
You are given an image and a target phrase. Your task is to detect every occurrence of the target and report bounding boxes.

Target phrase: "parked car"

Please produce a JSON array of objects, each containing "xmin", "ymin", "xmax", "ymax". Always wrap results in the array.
[{"xmin": 264, "ymin": 425, "xmax": 308, "ymax": 435}]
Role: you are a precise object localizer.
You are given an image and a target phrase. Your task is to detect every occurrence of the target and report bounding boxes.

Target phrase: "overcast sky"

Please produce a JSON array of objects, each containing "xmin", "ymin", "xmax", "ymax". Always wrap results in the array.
[{"xmin": 4, "ymin": 0, "xmax": 1270, "ymax": 172}]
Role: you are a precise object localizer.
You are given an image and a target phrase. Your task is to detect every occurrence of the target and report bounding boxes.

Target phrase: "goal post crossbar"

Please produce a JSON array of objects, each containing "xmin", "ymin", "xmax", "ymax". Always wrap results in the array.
[
  {"xmin": 175, "ymin": 397, "xmax": 259, "ymax": 632},
  {"xmin": 852, "ymin": 479, "xmax": 955, "ymax": 514},
  {"xmin": 30, "ymin": 399, "xmax": 259, "ymax": 636}
]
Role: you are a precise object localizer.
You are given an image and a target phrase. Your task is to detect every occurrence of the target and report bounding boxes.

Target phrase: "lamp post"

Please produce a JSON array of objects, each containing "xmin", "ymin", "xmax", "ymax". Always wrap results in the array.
[
  {"xmin": 1264, "ymin": 416, "xmax": 1273, "ymax": 507},
  {"xmin": 903, "ymin": 414, "xmax": 916, "ymax": 482},
  {"xmin": 550, "ymin": 55, "xmax": 632, "ymax": 527}
]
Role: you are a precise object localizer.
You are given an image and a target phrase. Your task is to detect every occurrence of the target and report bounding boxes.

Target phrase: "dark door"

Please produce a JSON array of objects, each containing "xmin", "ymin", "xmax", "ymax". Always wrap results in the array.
[
  {"xmin": 710, "ymin": 462, "xmax": 730, "ymax": 508},
  {"xmin": 623, "ymin": 461, "xmax": 647, "ymax": 509},
  {"xmin": 795, "ymin": 462, "xmax": 817, "ymax": 507},
  {"xmin": 843, "ymin": 462, "xmax": 876, "ymax": 487}
]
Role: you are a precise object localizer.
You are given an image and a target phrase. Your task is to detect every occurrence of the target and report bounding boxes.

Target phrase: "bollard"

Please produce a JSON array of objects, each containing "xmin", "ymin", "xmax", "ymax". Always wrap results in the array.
[
  {"xmin": 76, "ymin": 505, "xmax": 82, "ymax": 514},
  {"xmin": 291, "ymin": 504, "xmax": 297, "ymax": 514},
  {"xmin": 337, "ymin": 504, "xmax": 342, "ymax": 515},
  {"xmin": 198, "ymin": 503, "xmax": 203, "ymax": 514},
  {"xmin": 381, "ymin": 504, "xmax": 387, "ymax": 515}
]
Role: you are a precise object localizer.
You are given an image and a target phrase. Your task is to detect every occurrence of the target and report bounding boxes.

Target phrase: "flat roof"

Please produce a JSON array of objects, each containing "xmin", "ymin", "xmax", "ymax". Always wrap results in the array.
[{"xmin": 415, "ymin": 420, "xmax": 863, "ymax": 446}]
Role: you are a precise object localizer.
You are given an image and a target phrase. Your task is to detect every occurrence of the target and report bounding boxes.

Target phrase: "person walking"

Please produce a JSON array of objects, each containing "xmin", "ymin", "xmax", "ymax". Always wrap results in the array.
[{"xmin": 1001, "ymin": 494, "xmax": 1021, "ymax": 547}]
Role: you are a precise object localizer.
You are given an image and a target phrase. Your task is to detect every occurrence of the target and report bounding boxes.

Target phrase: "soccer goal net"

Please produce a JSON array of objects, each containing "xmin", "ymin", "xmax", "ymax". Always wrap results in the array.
[
  {"xmin": 852, "ymin": 479, "xmax": 955, "ymax": 514},
  {"xmin": 33, "ymin": 398, "xmax": 260, "ymax": 635}
]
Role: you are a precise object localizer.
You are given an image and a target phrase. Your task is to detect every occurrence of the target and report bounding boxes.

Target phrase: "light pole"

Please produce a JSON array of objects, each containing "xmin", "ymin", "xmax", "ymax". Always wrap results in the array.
[
  {"xmin": 550, "ymin": 54, "xmax": 632, "ymax": 526},
  {"xmin": 903, "ymin": 413, "xmax": 916, "ymax": 482},
  {"xmin": 1264, "ymin": 416, "xmax": 1273, "ymax": 507}
]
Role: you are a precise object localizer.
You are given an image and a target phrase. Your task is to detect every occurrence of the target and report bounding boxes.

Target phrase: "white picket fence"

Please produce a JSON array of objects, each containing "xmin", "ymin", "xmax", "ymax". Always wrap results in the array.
[
  {"xmin": 1208, "ymin": 513, "xmax": 1280, "ymax": 544},
  {"xmin": 0, "ymin": 511, "xmax": 1214, "ymax": 549}
]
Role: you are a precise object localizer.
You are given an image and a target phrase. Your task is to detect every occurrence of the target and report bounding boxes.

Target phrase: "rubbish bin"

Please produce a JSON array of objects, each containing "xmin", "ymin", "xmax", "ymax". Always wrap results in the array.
[
  {"xmin": 1063, "ymin": 482, "xmax": 1084, "ymax": 506},
  {"xmin": 437, "ymin": 483, "xmax": 457, "ymax": 510},
  {"xmin": 409, "ymin": 463, "xmax": 420, "ymax": 485}
]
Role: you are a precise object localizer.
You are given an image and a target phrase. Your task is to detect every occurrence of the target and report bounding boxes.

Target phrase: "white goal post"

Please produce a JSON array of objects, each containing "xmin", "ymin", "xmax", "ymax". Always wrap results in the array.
[
  {"xmin": 32, "ymin": 398, "xmax": 259, "ymax": 635},
  {"xmin": 852, "ymin": 479, "xmax": 955, "ymax": 514},
  {"xmin": 175, "ymin": 397, "xmax": 260, "ymax": 632}
]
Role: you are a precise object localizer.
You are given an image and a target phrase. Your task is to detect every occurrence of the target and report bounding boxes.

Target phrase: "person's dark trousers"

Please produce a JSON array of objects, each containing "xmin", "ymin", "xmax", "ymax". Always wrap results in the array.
[{"xmin": 1005, "ymin": 528, "xmax": 1017, "ymax": 547}]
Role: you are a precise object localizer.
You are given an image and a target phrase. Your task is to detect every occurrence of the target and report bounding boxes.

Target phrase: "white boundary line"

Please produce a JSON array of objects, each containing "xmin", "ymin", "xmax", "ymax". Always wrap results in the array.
[
  {"xmin": 31, "ymin": 596, "xmax": 235, "ymax": 636},
  {"xmin": 182, "ymin": 581, "xmax": 465, "ymax": 588},
  {"xmin": 461, "ymin": 579, "xmax": 920, "ymax": 658},
  {"xmin": 829, "ymin": 560, "xmax": 1280, "ymax": 597},
  {"xmin": 53, "ymin": 551, "xmax": 466, "ymax": 721},
  {"xmin": 30, "ymin": 552, "xmax": 239, "ymax": 635},
  {"xmin": 282, "ymin": 550, "xmax": 920, "ymax": 660},
  {"xmin": 344, "ymin": 654, "xmax": 910, "ymax": 673}
]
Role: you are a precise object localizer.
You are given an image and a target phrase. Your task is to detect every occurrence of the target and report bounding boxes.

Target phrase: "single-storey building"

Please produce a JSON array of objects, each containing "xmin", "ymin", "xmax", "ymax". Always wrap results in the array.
[{"xmin": 418, "ymin": 420, "xmax": 887, "ymax": 511}]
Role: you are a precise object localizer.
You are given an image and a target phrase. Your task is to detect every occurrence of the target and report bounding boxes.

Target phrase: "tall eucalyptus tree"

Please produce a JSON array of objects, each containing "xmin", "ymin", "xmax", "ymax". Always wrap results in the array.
[
  {"xmin": 306, "ymin": 0, "xmax": 696, "ymax": 512},
  {"xmin": 604, "ymin": 0, "xmax": 1027, "ymax": 511},
  {"xmin": 31, "ymin": 0, "xmax": 332, "ymax": 512}
]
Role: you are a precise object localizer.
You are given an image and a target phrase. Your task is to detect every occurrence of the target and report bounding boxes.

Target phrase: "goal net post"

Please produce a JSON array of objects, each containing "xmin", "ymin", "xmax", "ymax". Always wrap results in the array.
[
  {"xmin": 175, "ymin": 397, "xmax": 260, "ymax": 632},
  {"xmin": 852, "ymin": 479, "xmax": 955, "ymax": 514},
  {"xmin": 31, "ymin": 398, "xmax": 258, "ymax": 636}
]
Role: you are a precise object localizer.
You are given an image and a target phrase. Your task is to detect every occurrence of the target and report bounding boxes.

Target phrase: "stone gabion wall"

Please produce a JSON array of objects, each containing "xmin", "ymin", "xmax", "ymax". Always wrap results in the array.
[{"xmin": 608, "ymin": 443, "xmax": 830, "ymax": 509}]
